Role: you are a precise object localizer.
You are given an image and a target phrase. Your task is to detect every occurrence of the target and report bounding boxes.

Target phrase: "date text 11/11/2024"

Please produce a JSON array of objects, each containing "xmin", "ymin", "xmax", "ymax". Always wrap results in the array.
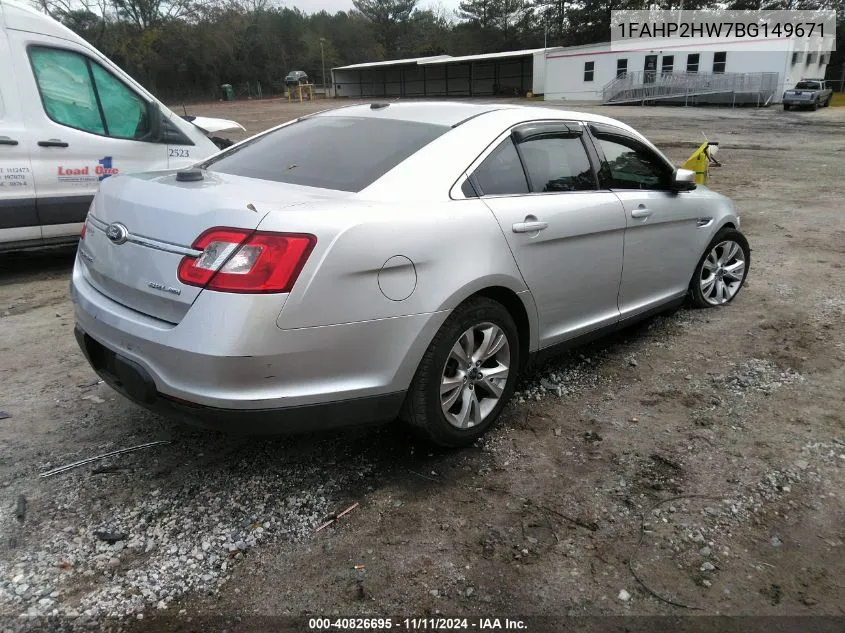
[{"xmin": 308, "ymin": 618, "xmax": 528, "ymax": 630}]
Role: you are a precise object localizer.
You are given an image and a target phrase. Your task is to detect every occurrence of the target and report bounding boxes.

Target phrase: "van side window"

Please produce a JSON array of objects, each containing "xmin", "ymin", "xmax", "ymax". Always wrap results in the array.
[
  {"xmin": 90, "ymin": 64, "xmax": 148, "ymax": 139},
  {"xmin": 29, "ymin": 47, "xmax": 150, "ymax": 140},
  {"xmin": 29, "ymin": 48, "xmax": 104, "ymax": 135}
]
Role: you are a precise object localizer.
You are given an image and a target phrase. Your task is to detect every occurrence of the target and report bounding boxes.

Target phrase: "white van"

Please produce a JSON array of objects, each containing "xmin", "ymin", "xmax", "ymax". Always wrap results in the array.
[{"xmin": 0, "ymin": 0, "xmax": 244, "ymax": 251}]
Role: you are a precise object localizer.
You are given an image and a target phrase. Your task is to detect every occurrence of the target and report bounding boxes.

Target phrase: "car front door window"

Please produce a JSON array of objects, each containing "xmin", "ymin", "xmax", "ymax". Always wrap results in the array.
[{"xmin": 594, "ymin": 134, "xmax": 671, "ymax": 190}]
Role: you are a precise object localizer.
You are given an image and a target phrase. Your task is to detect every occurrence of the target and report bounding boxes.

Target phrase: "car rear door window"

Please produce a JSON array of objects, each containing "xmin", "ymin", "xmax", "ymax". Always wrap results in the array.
[
  {"xmin": 470, "ymin": 137, "xmax": 529, "ymax": 196},
  {"xmin": 518, "ymin": 136, "xmax": 596, "ymax": 193},
  {"xmin": 202, "ymin": 116, "xmax": 449, "ymax": 192}
]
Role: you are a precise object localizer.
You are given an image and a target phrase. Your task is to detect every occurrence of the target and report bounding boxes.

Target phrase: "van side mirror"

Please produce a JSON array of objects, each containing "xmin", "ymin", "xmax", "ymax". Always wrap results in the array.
[{"xmin": 670, "ymin": 168, "xmax": 697, "ymax": 192}]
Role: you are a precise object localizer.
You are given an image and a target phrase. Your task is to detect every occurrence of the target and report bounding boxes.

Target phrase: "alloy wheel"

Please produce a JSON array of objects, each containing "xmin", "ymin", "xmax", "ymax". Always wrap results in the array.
[
  {"xmin": 700, "ymin": 239, "xmax": 746, "ymax": 305},
  {"xmin": 440, "ymin": 322, "xmax": 511, "ymax": 429}
]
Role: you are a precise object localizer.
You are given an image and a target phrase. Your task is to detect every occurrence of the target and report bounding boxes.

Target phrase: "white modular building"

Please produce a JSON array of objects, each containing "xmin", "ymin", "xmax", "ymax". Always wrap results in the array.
[{"xmin": 541, "ymin": 38, "xmax": 832, "ymax": 105}]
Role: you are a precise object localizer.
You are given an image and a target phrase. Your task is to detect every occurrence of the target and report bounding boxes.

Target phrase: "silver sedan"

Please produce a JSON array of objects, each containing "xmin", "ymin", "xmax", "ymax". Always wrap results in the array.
[{"xmin": 71, "ymin": 102, "xmax": 750, "ymax": 446}]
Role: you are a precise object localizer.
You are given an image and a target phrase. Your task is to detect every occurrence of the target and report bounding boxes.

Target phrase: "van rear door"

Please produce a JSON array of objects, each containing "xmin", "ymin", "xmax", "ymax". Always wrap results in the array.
[
  {"xmin": 0, "ymin": 20, "xmax": 39, "ymax": 247},
  {"xmin": 6, "ymin": 27, "xmax": 169, "ymax": 240}
]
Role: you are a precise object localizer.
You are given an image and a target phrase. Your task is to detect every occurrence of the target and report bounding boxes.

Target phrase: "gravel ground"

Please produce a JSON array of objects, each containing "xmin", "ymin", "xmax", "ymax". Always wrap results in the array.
[{"xmin": 0, "ymin": 99, "xmax": 843, "ymax": 631}]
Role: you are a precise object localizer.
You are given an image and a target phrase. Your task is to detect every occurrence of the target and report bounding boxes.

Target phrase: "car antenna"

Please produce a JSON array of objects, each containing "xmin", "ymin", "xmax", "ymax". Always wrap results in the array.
[{"xmin": 183, "ymin": 104, "xmax": 188, "ymax": 116}]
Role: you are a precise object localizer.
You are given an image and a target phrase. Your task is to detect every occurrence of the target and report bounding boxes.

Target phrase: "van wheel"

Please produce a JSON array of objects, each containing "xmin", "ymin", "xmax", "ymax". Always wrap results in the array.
[
  {"xmin": 401, "ymin": 297, "xmax": 519, "ymax": 447},
  {"xmin": 689, "ymin": 228, "xmax": 750, "ymax": 308}
]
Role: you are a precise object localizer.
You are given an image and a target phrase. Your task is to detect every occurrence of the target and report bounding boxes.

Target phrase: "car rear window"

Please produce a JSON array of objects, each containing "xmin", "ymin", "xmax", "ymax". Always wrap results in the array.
[
  {"xmin": 201, "ymin": 116, "xmax": 450, "ymax": 192},
  {"xmin": 795, "ymin": 82, "xmax": 820, "ymax": 90}
]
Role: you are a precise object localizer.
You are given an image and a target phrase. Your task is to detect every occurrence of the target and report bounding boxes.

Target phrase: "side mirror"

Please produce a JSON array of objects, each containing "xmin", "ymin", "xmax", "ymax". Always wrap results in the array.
[{"xmin": 670, "ymin": 168, "xmax": 697, "ymax": 192}]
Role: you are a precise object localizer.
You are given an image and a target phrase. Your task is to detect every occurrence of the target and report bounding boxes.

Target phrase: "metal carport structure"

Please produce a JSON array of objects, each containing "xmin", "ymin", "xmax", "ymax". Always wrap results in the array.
[{"xmin": 331, "ymin": 48, "xmax": 546, "ymax": 99}]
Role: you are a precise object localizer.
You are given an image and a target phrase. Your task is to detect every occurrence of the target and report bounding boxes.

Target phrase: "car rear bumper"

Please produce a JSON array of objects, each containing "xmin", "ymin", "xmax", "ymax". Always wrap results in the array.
[
  {"xmin": 783, "ymin": 97, "xmax": 815, "ymax": 105},
  {"xmin": 70, "ymin": 255, "xmax": 449, "ymax": 428},
  {"xmin": 74, "ymin": 325, "xmax": 404, "ymax": 433}
]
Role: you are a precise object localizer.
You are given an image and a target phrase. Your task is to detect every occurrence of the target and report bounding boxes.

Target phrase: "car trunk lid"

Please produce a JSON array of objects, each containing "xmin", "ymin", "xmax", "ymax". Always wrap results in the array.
[{"xmin": 78, "ymin": 170, "xmax": 345, "ymax": 324}]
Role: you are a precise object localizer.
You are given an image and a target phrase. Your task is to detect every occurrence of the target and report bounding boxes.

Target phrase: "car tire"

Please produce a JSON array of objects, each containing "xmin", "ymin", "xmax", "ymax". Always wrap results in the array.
[
  {"xmin": 401, "ymin": 297, "xmax": 520, "ymax": 447},
  {"xmin": 689, "ymin": 228, "xmax": 750, "ymax": 309},
  {"xmin": 823, "ymin": 96, "xmax": 831, "ymax": 107},
  {"xmin": 783, "ymin": 104, "xmax": 790, "ymax": 111},
  {"xmin": 811, "ymin": 101, "xmax": 819, "ymax": 111}
]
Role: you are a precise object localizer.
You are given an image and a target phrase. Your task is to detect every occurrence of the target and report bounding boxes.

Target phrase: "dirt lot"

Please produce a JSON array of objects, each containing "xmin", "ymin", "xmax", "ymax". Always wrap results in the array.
[{"xmin": 1, "ymin": 98, "xmax": 843, "ymax": 632}]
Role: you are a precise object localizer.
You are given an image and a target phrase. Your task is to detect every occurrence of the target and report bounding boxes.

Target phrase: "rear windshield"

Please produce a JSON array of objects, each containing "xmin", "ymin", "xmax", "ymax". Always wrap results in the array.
[
  {"xmin": 795, "ymin": 81, "xmax": 821, "ymax": 90},
  {"xmin": 201, "ymin": 116, "xmax": 450, "ymax": 192}
]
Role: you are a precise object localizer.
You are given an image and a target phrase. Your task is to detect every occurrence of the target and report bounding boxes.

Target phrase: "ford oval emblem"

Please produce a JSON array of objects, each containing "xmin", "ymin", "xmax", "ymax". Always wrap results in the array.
[{"xmin": 105, "ymin": 222, "xmax": 129, "ymax": 245}]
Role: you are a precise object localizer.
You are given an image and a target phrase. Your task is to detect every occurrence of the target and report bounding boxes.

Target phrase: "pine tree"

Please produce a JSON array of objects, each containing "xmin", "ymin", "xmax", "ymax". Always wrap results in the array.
[{"xmin": 352, "ymin": 0, "xmax": 418, "ymax": 57}]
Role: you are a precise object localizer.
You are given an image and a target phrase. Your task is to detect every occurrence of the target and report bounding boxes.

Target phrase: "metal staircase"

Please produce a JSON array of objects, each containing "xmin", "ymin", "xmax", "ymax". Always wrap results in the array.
[{"xmin": 602, "ymin": 70, "xmax": 779, "ymax": 106}]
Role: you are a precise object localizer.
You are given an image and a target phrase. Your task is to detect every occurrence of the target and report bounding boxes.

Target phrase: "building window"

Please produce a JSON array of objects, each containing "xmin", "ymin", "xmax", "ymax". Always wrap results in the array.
[
  {"xmin": 662, "ymin": 55, "xmax": 674, "ymax": 75},
  {"xmin": 806, "ymin": 52, "xmax": 816, "ymax": 64},
  {"xmin": 819, "ymin": 53, "xmax": 827, "ymax": 65},
  {"xmin": 791, "ymin": 52, "xmax": 799, "ymax": 65},
  {"xmin": 713, "ymin": 52, "xmax": 727, "ymax": 73},
  {"xmin": 686, "ymin": 53, "xmax": 699, "ymax": 73},
  {"xmin": 616, "ymin": 58, "xmax": 627, "ymax": 78},
  {"xmin": 584, "ymin": 61, "xmax": 595, "ymax": 82}
]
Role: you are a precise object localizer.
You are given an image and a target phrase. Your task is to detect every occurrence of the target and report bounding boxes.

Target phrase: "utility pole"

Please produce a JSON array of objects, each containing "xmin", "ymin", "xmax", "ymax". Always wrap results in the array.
[{"xmin": 320, "ymin": 37, "xmax": 327, "ymax": 97}]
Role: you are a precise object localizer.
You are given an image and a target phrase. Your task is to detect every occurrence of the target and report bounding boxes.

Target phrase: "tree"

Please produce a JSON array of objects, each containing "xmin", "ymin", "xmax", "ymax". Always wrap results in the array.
[
  {"xmin": 400, "ymin": 8, "xmax": 450, "ymax": 56},
  {"xmin": 352, "ymin": 0, "xmax": 418, "ymax": 57},
  {"xmin": 566, "ymin": 0, "xmax": 650, "ymax": 46},
  {"xmin": 533, "ymin": 0, "xmax": 568, "ymax": 46},
  {"xmin": 458, "ymin": 0, "xmax": 498, "ymax": 30}
]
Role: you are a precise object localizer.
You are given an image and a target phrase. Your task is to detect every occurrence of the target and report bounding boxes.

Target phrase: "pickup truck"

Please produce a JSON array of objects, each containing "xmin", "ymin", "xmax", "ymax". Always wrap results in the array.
[{"xmin": 783, "ymin": 79, "xmax": 833, "ymax": 111}]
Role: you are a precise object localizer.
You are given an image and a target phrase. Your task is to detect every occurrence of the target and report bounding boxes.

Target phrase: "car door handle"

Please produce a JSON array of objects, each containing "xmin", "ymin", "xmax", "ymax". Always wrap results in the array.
[
  {"xmin": 631, "ymin": 206, "xmax": 652, "ymax": 218},
  {"xmin": 0, "ymin": 136, "xmax": 19, "ymax": 146},
  {"xmin": 512, "ymin": 220, "xmax": 549, "ymax": 233},
  {"xmin": 38, "ymin": 139, "xmax": 69, "ymax": 148}
]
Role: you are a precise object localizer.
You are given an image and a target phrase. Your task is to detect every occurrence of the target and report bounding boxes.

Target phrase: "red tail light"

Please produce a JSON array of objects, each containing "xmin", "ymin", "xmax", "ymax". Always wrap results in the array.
[
  {"xmin": 177, "ymin": 227, "xmax": 316, "ymax": 294},
  {"xmin": 80, "ymin": 221, "xmax": 87, "ymax": 240}
]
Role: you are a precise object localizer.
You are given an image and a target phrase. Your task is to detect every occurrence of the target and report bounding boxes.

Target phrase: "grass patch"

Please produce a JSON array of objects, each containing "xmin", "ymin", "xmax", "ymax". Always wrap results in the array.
[{"xmin": 830, "ymin": 92, "xmax": 845, "ymax": 107}]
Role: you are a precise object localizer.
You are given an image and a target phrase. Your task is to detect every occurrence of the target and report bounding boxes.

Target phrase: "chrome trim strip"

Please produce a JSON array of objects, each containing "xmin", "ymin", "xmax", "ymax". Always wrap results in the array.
[
  {"xmin": 88, "ymin": 214, "xmax": 202, "ymax": 257},
  {"xmin": 128, "ymin": 234, "xmax": 202, "ymax": 257}
]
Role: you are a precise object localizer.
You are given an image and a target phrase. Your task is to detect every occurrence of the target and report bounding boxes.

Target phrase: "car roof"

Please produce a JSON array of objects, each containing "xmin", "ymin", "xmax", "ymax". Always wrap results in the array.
[
  {"xmin": 317, "ymin": 102, "xmax": 505, "ymax": 127},
  {"xmin": 316, "ymin": 101, "xmax": 636, "ymax": 130}
]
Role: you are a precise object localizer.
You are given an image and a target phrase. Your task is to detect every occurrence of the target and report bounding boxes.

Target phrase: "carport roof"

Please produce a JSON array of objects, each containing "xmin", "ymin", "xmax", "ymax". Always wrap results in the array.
[
  {"xmin": 333, "ymin": 55, "xmax": 453, "ymax": 71},
  {"xmin": 333, "ymin": 47, "xmax": 552, "ymax": 72},
  {"xmin": 416, "ymin": 48, "xmax": 548, "ymax": 64}
]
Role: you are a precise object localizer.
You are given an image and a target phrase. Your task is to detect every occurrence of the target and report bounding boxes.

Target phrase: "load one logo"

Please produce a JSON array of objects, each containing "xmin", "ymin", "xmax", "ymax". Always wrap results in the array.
[
  {"xmin": 56, "ymin": 157, "xmax": 119, "ymax": 182},
  {"xmin": 97, "ymin": 156, "xmax": 119, "ymax": 181}
]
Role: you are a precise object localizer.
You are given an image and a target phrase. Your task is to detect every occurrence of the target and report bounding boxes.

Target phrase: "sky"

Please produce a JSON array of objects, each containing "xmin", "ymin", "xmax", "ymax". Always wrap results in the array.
[{"xmin": 284, "ymin": 0, "xmax": 463, "ymax": 16}]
